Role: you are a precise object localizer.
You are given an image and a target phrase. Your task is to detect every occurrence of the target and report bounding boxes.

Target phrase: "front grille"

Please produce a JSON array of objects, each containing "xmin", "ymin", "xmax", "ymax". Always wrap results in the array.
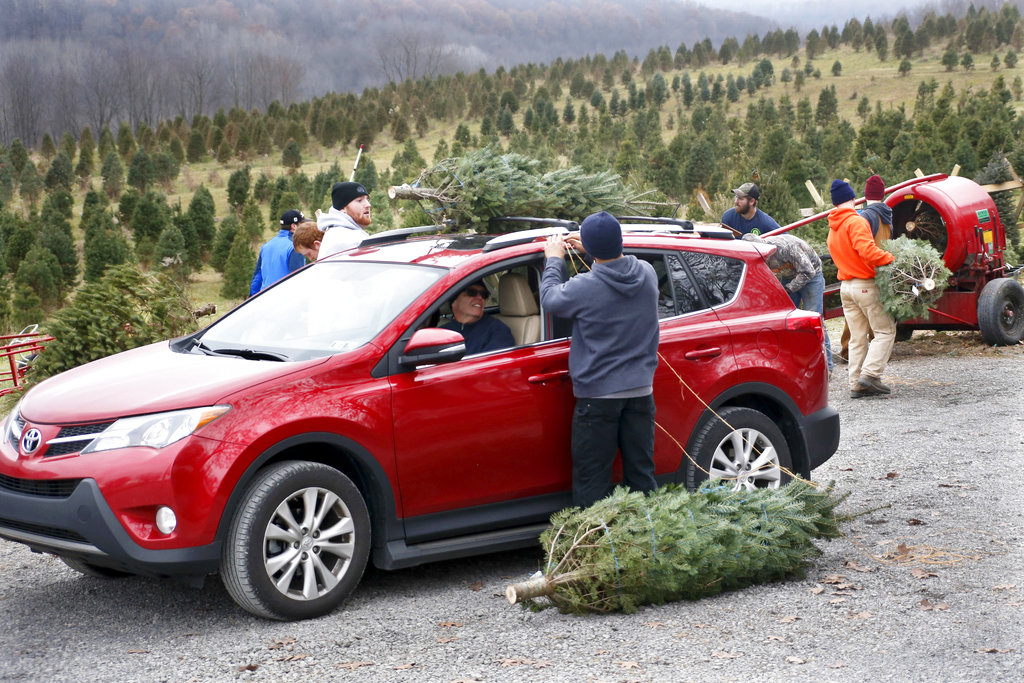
[
  {"xmin": 0, "ymin": 473, "xmax": 83, "ymax": 498},
  {"xmin": 55, "ymin": 422, "xmax": 115, "ymax": 439},
  {"xmin": 44, "ymin": 421, "xmax": 115, "ymax": 457},
  {"xmin": 0, "ymin": 517, "xmax": 89, "ymax": 544}
]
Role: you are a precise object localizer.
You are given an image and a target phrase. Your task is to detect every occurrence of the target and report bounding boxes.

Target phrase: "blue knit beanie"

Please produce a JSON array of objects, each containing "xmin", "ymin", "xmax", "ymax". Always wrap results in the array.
[
  {"xmin": 580, "ymin": 211, "xmax": 622, "ymax": 260},
  {"xmin": 830, "ymin": 179, "xmax": 855, "ymax": 206}
]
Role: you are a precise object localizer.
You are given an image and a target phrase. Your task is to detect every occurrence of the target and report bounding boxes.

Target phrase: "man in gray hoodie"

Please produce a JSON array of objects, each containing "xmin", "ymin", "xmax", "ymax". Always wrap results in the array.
[{"xmin": 541, "ymin": 212, "xmax": 660, "ymax": 508}]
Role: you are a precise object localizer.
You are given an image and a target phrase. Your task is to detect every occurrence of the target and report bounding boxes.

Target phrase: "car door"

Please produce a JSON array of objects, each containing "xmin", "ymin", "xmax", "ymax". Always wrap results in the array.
[
  {"xmin": 634, "ymin": 249, "xmax": 738, "ymax": 478},
  {"xmin": 389, "ymin": 263, "xmax": 575, "ymax": 540}
]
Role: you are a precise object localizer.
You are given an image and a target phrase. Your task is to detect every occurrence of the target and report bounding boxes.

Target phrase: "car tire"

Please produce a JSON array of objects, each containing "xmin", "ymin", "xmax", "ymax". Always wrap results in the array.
[
  {"xmin": 685, "ymin": 406, "xmax": 792, "ymax": 491},
  {"xmin": 60, "ymin": 556, "xmax": 133, "ymax": 578},
  {"xmin": 895, "ymin": 324, "xmax": 914, "ymax": 342},
  {"xmin": 977, "ymin": 277, "xmax": 1024, "ymax": 346},
  {"xmin": 220, "ymin": 461, "xmax": 370, "ymax": 621}
]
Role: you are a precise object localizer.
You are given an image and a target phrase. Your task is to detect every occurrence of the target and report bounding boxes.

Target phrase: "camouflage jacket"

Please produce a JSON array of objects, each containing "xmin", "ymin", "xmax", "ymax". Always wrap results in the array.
[{"xmin": 743, "ymin": 233, "xmax": 822, "ymax": 293}]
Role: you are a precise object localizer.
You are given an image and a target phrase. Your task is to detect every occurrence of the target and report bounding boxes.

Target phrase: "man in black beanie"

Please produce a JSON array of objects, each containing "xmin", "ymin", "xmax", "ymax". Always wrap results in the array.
[
  {"xmin": 540, "ymin": 212, "xmax": 660, "ymax": 508},
  {"xmin": 316, "ymin": 181, "xmax": 371, "ymax": 258},
  {"xmin": 826, "ymin": 179, "xmax": 896, "ymax": 398}
]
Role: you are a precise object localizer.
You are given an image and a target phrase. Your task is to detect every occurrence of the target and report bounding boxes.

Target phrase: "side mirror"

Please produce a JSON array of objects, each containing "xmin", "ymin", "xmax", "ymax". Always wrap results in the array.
[{"xmin": 399, "ymin": 328, "xmax": 466, "ymax": 367}]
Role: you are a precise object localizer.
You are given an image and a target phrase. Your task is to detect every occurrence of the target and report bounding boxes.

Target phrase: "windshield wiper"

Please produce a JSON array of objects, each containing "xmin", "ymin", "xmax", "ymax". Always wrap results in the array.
[
  {"xmin": 209, "ymin": 347, "xmax": 288, "ymax": 361},
  {"xmin": 191, "ymin": 340, "xmax": 217, "ymax": 356},
  {"xmin": 191, "ymin": 340, "xmax": 288, "ymax": 361}
]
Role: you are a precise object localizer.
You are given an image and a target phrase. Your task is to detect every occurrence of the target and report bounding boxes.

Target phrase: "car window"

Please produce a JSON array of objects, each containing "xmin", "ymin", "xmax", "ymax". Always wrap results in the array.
[
  {"xmin": 422, "ymin": 261, "xmax": 544, "ymax": 355},
  {"xmin": 665, "ymin": 253, "xmax": 704, "ymax": 315},
  {"xmin": 680, "ymin": 251, "xmax": 743, "ymax": 306},
  {"xmin": 630, "ymin": 252, "xmax": 704, "ymax": 319}
]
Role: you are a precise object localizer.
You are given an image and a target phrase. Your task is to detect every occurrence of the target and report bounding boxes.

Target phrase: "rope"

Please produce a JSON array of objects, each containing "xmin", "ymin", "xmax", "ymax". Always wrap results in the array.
[
  {"xmin": 644, "ymin": 508, "xmax": 656, "ymax": 563},
  {"xmin": 599, "ymin": 518, "xmax": 622, "ymax": 600}
]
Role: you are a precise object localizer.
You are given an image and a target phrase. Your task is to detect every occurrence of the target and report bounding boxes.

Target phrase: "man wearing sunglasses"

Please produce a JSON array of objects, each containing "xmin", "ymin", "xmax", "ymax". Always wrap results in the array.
[{"xmin": 441, "ymin": 281, "xmax": 515, "ymax": 355}]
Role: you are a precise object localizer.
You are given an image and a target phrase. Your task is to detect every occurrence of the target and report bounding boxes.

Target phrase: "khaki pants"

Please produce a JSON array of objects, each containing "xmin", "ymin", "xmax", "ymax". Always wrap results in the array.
[{"xmin": 840, "ymin": 279, "xmax": 896, "ymax": 389}]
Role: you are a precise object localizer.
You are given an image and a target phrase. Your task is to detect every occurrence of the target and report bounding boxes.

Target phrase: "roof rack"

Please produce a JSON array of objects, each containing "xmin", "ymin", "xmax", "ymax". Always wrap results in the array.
[
  {"xmin": 359, "ymin": 224, "xmax": 448, "ymax": 247},
  {"xmin": 616, "ymin": 216, "xmax": 734, "ymax": 240},
  {"xmin": 481, "ymin": 217, "xmax": 579, "ymax": 253}
]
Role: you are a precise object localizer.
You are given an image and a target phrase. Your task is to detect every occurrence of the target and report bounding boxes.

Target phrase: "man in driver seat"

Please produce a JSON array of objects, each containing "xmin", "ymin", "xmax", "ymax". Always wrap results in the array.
[{"xmin": 441, "ymin": 281, "xmax": 515, "ymax": 355}]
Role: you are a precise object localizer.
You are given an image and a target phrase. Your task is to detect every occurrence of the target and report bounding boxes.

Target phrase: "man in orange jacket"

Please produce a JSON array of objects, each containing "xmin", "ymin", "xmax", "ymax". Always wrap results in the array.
[{"xmin": 826, "ymin": 179, "xmax": 896, "ymax": 398}]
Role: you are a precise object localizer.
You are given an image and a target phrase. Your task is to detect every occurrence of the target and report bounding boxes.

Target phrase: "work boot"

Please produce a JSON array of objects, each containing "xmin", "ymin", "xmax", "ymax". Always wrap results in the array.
[
  {"xmin": 857, "ymin": 375, "xmax": 891, "ymax": 394},
  {"xmin": 850, "ymin": 388, "xmax": 872, "ymax": 399}
]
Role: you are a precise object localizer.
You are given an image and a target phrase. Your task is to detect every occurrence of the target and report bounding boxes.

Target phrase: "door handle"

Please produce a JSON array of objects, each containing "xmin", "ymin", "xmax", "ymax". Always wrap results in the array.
[
  {"xmin": 528, "ymin": 370, "xmax": 570, "ymax": 384},
  {"xmin": 684, "ymin": 347, "xmax": 722, "ymax": 360}
]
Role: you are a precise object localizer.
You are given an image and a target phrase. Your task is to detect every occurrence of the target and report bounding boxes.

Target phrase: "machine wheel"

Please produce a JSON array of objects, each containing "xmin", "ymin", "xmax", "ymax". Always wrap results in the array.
[
  {"xmin": 221, "ymin": 461, "xmax": 370, "ymax": 621},
  {"xmin": 60, "ymin": 557, "xmax": 133, "ymax": 578},
  {"xmin": 977, "ymin": 278, "xmax": 1024, "ymax": 345},
  {"xmin": 685, "ymin": 407, "xmax": 792, "ymax": 491},
  {"xmin": 894, "ymin": 325, "xmax": 914, "ymax": 342}
]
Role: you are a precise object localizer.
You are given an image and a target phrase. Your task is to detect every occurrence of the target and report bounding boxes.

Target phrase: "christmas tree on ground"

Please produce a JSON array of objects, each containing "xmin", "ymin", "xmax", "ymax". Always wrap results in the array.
[{"xmin": 506, "ymin": 479, "xmax": 849, "ymax": 614}]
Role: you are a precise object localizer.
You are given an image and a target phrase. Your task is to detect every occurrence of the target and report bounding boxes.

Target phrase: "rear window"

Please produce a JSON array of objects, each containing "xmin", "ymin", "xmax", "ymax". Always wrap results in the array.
[{"xmin": 681, "ymin": 251, "xmax": 743, "ymax": 306}]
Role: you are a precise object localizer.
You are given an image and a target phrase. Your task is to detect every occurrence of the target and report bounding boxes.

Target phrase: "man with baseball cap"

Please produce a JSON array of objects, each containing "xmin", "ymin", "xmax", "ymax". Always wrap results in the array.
[
  {"xmin": 249, "ymin": 209, "xmax": 307, "ymax": 296},
  {"xmin": 721, "ymin": 182, "xmax": 781, "ymax": 236},
  {"xmin": 541, "ymin": 212, "xmax": 660, "ymax": 508},
  {"xmin": 316, "ymin": 181, "xmax": 371, "ymax": 258}
]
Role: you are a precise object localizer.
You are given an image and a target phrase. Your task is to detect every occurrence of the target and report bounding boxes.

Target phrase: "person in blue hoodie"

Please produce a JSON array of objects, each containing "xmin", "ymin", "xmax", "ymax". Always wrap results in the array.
[
  {"xmin": 541, "ymin": 212, "xmax": 660, "ymax": 508},
  {"xmin": 249, "ymin": 209, "xmax": 307, "ymax": 296}
]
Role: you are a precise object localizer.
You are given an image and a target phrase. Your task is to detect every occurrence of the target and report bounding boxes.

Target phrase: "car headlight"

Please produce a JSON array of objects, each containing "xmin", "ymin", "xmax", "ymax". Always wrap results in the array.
[
  {"xmin": 2, "ymin": 400, "xmax": 23, "ymax": 448},
  {"xmin": 81, "ymin": 405, "xmax": 230, "ymax": 454}
]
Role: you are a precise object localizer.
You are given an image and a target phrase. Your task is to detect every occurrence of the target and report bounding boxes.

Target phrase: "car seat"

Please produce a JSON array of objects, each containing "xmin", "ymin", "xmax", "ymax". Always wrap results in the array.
[{"xmin": 493, "ymin": 273, "xmax": 540, "ymax": 345}]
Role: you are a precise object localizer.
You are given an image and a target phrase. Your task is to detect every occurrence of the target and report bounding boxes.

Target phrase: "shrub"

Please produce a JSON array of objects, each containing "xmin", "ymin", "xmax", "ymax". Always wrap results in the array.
[
  {"xmin": 83, "ymin": 228, "xmax": 131, "ymax": 281},
  {"xmin": 221, "ymin": 230, "xmax": 256, "ymax": 299},
  {"xmin": 210, "ymin": 216, "xmax": 240, "ymax": 273},
  {"xmin": 30, "ymin": 265, "xmax": 198, "ymax": 383}
]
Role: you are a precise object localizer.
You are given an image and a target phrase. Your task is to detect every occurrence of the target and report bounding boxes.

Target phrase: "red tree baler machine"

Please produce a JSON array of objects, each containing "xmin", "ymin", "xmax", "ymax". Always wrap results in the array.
[{"xmin": 776, "ymin": 174, "xmax": 1024, "ymax": 345}]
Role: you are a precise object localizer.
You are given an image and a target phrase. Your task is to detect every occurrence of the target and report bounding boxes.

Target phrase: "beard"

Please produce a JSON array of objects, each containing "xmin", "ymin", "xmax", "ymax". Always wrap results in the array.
[{"xmin": 346, "ymin": 205, "xmax": 372, "ymax": 227}]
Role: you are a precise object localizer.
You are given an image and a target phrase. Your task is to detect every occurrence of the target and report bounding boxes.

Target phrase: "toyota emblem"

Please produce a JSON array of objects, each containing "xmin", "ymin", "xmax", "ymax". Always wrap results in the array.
[{"xmin": 20, "ymin": 428, "xmax": 42, "ymax": 455}]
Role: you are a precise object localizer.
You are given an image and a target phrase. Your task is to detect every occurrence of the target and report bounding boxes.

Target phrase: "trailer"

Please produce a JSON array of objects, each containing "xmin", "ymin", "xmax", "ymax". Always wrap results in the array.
[{"xmin": 769, "ymin": 174, "xmax": 1024, "ymax": 345}]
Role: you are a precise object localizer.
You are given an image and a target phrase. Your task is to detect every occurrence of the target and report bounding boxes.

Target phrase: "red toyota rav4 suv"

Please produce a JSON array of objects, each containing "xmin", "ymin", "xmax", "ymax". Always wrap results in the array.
[{"xmin": 0, "ymin": 219, "xmax": 838, "ymax": 620}]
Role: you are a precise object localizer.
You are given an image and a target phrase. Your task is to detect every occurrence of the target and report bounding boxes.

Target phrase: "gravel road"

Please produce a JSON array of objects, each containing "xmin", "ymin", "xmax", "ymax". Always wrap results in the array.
[{"xmin": 1, "ymin": 331, "xmax": 1021, "ymax": 682}]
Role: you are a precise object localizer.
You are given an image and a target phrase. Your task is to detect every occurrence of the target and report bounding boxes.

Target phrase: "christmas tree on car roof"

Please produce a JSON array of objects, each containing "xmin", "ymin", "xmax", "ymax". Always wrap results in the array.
[{"xmin": 388, "ymin": 147, "xmax": 649, "ymax": 228}]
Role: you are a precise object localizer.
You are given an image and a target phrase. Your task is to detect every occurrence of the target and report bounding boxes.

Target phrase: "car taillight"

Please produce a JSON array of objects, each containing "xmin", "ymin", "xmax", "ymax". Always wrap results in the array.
[{"xmin": 786, "ymin": 311, "xmax": 824, "ymax": 344}]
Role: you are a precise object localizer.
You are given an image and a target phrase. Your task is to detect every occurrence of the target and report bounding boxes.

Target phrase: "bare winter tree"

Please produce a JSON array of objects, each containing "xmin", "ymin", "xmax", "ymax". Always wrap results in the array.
[
  {"xmin": 224, "ymin": 42, "xmax": 255, "ymax": 110},
  {"xmin": 176, "ymin": 28, "xmax": 222, "ymax": 119},
  {"xmin": 49, "ymin": 57, "xmax": 82, "ymax": 141},
  {"xmin": 118, "ymin": 41, "xmax": 163, "ymax": 129},
  {"xmin": 0, "ymin": 51, "xmax": 49, "ymax": 145},
  {"xmin": 269, "ymin": 55, "xmax": 305, "ymax": 107},
  {"xmin": 79, "ymin": 47, "xmax": 124, "ymax": 134},
  {"xmin": 375, "ymin": 20, "xmax": 459, "ymax": 84}
]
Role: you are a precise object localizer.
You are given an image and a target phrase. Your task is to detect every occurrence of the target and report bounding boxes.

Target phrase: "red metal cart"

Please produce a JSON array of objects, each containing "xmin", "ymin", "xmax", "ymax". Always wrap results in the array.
[{"xmin": 0, "ymin": 325, "xmax": 54, "ymax": 397}]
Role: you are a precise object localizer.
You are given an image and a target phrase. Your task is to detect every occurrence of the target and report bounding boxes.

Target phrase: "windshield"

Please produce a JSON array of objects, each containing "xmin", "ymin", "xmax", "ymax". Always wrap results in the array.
[{"xmin": 197, "ymin": 261, "xmax": 445, "ymax": 361}]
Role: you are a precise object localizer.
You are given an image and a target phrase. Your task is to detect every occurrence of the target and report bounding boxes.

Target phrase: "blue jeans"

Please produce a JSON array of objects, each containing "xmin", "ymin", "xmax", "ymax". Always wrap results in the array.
[
  {"xmin": 783, "ymin": 272, "xmax": 832, "ymax": 372},
  {"xmin": 570, "ymin": 394, "xmax": 657, "ymax": 508}
]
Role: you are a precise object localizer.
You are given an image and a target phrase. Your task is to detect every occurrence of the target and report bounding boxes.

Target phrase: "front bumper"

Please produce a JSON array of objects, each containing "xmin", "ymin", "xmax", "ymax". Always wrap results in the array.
[{"xmin": 0, "ymin": 475, "xmax": 220, "ymax": 578}]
